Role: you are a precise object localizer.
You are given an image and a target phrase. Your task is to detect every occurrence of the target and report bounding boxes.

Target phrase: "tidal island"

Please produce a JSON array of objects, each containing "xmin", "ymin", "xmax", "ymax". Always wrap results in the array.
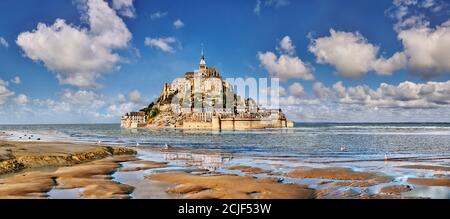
[{"xmin": 121, "ymin": 51, "xmax": 294, "ymax": 130}]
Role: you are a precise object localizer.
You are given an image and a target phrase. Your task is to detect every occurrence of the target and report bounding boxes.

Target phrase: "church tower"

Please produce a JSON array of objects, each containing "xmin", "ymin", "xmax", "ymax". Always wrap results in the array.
[{"xmin": 199, "ymin": 49, "xmax": 206, "ymax": 72}]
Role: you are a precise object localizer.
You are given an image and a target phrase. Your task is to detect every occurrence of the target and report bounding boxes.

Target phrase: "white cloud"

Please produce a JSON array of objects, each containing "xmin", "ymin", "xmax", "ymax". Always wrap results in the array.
[
  {"xmin": 0, "ymin": 37, "xmax": 9, "ymax": 48},
  {"xmin": 258, "ymin": 52, "xmax": 314, "ymax": 80},
  {"xmin": 254, "ymin": 0, "xmax": 262, "ymax": 15},
  {"xmin": 388, "ymin": 0, "xmax": 447, "ymax": 31},
  {"xmin": 309, "ymin": 29, "xmax": 407, "ymax": 78},
  {"xmin": 397, "ymin": 14, "xmax": 430, "ymax": 31},
  {"xmin": 60, "ymin": 89, "xmax": 107, "ymax": 108},
  {"xmin": 382, "ymin": 1, "xmax": 450, "ymax": 78},
  {"xmin": 107, "ymin": 102, "xmax": 135, "ymax": 117},
  {"xmin": 429, "ymin": 1, "xmax": 446, "ymax": 12},
  {"xmin": 313, "ymin": 80, "xmax": 450, "ymax": 109},
  {"xmin": 278, "ymin": 36, "xmax": 295, "ymax": 55},
  {"xmin": 173, "ymin": 19, "xmax": 185, "ymax": 29},
  {"xmin": 288, "ymin": 82, "xmax": 304, "ymax": 97},
  {"xmin": 257, "ymin": 85, "xmax": 286, "ymax": 109},
  {"xmin": 254, "ymin": 0, "xmax": 290, "ymax": 15},
  {"xmin": 10, "ymin": 88, "xmax": 149, "ymax": 123},
  {"xmin": 279, "ymin": 5, "xmax": 449, "ymax": 80},
  {"xmin": 0, "ymin": 79, "xmax": 14, "ymax": 105},
  {"xmin": 258, "ymin": 36, "xmax": 314, "ymax": 80},
  {"xmin": 150, "ymin": 11, "xmax": 168, "ymax": 20},
  {"xmin": 277, "ymin": 78, "xmax": 450, "ymax": 122},
  {"xmin": 112, "ymin": 0, "xmax": 135, "ymax": 18},
  {"xmin": 265, "ymin": 0, "xmax": 291, "ymax": 7},
  {"xmin": 10, "ymin": 76, "xmax": 21, "ymax": 84},
  {"xmin": 309, "ymin": 29, "xmax": 378, "ymax": 78},
  {"xmin": 280, "ymin": 99, "xmax": 450, "ymax": 123},
  {"xmin": 279, "ymin": 86, "xmax": 287, "ymax": 97},
  {"xmin": 117, "ymin": 93, "xmax": 126, "ymax": 102},
  {"xmin": 107, "ymin": 90, "xmax": 146, "ymax": 116},
  {"xmin": 421, "ymin": 0, "xmax": 435, "ymax": 8},
  {"xmin": 25, "ymin": 89, "xmax": 110, "ymax": 121},
  {"xmin": 389, "ymin": 0, "xmax": 419, "ymax": 27},
  {"xmin": 128, "ymin": 89, "xmax": 142, "ymax": 103},
  {"xmin": 260, "ymin": 85, "xmax": 287, "ymax": 97},
  {"xmin": 372, "ymin": 52, "xmax": 408, "ymax": 75},
  {"xmin": 398, "ymin": 20, "xmax": 450, "ymax": 78},
  {"xmin": 14, "ymin": 94, "xmax": 29, "ymax": 105},
  {"xmin": 16, "ymin": 0, "xmax": 132, "ymax": 88},
  {"xmin": 144, "ymin": 37, "xmax": 177, "ymax": 53}
]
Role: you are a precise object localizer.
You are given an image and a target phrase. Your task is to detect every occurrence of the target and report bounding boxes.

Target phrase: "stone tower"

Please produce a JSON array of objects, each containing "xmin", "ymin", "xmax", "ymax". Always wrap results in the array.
[{"xmin": 199, "ymin": 49, "xmax": 206, "ymax": 73}]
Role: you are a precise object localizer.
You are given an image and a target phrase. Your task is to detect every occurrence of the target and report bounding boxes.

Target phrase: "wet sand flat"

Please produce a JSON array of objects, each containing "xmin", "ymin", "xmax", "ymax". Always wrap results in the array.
[
  {"xmin": 0, "ymin": 155, "xmax": 137, "ymax": 199},
  {"xmin": 226, "ymin": 166, "xmax": 272, "ymax": 174},
  {"xmin": 146, "ymin": 171, "xmax": 316, "ymax": 199},
  {"xmin": 398, "ymin": 165, "xmax": 450, "ymax": 172},
  {"xmin": 0, "ymin": 140, "xmax": 138, "ymax": 199},
  {"xmin": 408, "ymin": 178, "xmax": 450, "ymax": 187},
  {"xmin": 119, "ymin": 160, "xmax": 168, "ymax": 172},
  {"xmin": 379, "ymin": 185, "xmax": 413, "ymax": 195},
  {"xmin": 1, "ymin": 139, "xmax": 450, "ymax": 199},
  {"xmin": 287, "ymin": 167, "xmax": 392, "ymax": 182},
  {"xmin": 0, "ymin": 140, "xmax": 136, "ymax": 175}
]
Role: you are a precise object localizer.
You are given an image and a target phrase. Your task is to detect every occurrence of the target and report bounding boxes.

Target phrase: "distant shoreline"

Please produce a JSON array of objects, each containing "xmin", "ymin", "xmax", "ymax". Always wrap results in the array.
[{"xmin": 2, "ymin": 122, "xmax": 450, "ymax": 126}]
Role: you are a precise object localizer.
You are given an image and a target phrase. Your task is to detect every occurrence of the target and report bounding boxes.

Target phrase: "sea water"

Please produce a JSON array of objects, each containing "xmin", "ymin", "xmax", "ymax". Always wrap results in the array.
[
  {"xmin": 1, "ymin": 123, "xmax": 449, "ymax": 161},
  {"xmin": 1, "ymin": 123, "xmax": 450, "ymax": 198}
]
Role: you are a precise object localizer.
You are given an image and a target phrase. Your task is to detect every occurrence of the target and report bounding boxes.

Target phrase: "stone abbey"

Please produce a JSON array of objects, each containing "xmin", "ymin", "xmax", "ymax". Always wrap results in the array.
[{"xmin": 121, "ymin": 51, "xmax": 294, "ymax": 130}]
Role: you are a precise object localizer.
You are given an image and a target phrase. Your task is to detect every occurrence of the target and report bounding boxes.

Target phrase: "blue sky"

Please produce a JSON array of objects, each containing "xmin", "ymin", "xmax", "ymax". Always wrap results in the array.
[{"xmin": 0, "ymin": 0, "xmax": 450, "ymax": 124}]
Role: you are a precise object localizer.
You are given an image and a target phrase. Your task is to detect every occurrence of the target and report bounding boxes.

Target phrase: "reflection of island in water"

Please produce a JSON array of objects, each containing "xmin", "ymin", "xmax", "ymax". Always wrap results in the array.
[{"xmin": 163, "ymin": 150, "xmax": 233, "ymax": 171}]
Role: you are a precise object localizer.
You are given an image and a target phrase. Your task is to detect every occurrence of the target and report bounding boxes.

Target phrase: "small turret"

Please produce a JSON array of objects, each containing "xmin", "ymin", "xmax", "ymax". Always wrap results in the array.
[{"xmin": 199, "ymin": 49, "xmax": 206, "ymax": 71}]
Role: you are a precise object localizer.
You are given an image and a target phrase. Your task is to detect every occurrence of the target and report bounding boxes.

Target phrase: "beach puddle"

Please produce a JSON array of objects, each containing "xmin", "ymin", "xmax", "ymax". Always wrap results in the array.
[
  {"xmin": 162, "ymin": 150, "xmax": 233, "ymax": 171},
  {"xmin": 402, "ymin": 185, "xmax": 450, "ymax": 199},
  {"xmin": 113, "ymin": 169, "xmax": 177, "ymax": 199},
  {"xmin": 110, "ymin": 150, "xmax": 185, "ymax": 199},
  {"xmin": 47, "ymin": 188, "xmax": 83, "ymax": 199}
]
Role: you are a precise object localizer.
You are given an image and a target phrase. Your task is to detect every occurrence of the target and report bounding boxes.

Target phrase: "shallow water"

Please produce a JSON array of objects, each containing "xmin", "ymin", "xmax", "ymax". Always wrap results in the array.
[
  {"xmin": 113, "ymin": 169, "xmax": 177, "ymax": 199},
  {"xmin": 47, "ymin": 188, "xmax": 83, "ymax": 199},
  {"xmin": 1, "ymin": 123, "xmax": 450, "ymax": 199},
  {"xmin": 402, "ymin": 185, "xmax": 450, "ymax": 199},
  {"xmin": 123, "ymin": 147, "xmax": 450, "ymax": 199},
  {"xmin": 1, "ymin": 123, "xmax": 450, "ymax": 161}
]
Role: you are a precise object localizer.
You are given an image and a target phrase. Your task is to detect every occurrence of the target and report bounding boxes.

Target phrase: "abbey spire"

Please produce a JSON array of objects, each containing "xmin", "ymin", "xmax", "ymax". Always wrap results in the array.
[{"xmin": 199, "ymin": 48, "xmax": 206, "ymax": 70}]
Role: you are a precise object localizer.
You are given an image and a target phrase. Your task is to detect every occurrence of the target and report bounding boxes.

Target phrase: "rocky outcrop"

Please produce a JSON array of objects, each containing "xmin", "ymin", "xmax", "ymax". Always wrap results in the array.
[
  {"xmin": 121, "ymin": 55, "xmax": 293, "ymax": 129},
  {"xmin": 0, "ymin": 141, "xmax": 136, "ymax": 175},
  {"xmin": 0, "ymin": 155, "xmax": 139, "ymax": 199}
]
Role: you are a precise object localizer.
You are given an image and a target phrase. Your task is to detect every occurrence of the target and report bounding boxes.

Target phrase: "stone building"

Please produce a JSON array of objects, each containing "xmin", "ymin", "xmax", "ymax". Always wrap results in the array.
[
  {"xmin": 120, "ymin": 112, "xmax": 148, "ymax": 128},
  {"xmin": 121, "ymin": 50, "xmax": 295, "ymax": 130}
]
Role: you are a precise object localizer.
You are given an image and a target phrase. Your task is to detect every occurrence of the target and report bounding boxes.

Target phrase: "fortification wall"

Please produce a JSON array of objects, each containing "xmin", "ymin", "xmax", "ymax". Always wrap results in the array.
[
  {"xmin": 182, "ymin": 121, "xmax": 213, "ymax": 129},
  {"xmin": 287, "ymin": 120, "xmax": 295, "ymax": 128},
  {"xmin": 121, "ymin": 119, "xmax": 147, "ymax": 128},
  {"xmin": 220, "ymin": 119, "xmax": 235, "ymax": 130},
  {"xmin": 217, "ymin": 118, "xmax": 287, "ymax": 130},
  {"xmin": 123, "ymin": 115, "xmax": 291, "ymax": 130}
]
